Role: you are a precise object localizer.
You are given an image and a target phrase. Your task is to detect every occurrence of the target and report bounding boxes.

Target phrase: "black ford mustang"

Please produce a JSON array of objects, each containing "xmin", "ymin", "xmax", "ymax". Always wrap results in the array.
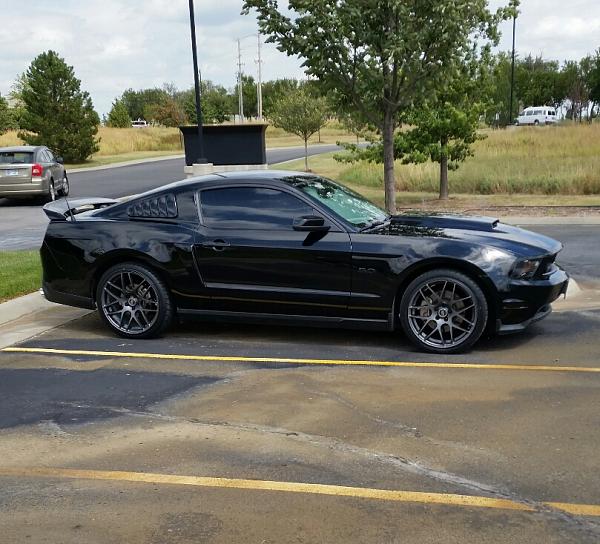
[{"xmin": 41, "ymin": 171, "xmax": 569, "ymax": 354}]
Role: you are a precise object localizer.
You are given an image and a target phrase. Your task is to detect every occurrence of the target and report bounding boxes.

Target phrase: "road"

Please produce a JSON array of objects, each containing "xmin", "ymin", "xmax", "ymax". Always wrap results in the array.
[
  {"xmin": 1, "ymin": 301, "xmax": 599, "ymax": 543},
  {"xmin": 0, "ymin": 144, "xmax": 342, "ymax": 251}
]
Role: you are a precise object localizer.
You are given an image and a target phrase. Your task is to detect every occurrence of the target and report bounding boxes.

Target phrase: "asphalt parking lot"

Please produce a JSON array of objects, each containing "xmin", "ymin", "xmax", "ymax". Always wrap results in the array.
[{"xmin": 1, "ymin": 301, "xmax": 599, "ymax": 543}]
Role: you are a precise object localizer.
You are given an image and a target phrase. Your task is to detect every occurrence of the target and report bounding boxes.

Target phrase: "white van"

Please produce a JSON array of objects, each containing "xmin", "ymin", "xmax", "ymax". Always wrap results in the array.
[
  {"xmin": 516, "ymin": 107, "xmax": 558, "ymax": 126},
  {"xmin": 131, "ymin": 119, "xmax": 149, "ymax": 128}
]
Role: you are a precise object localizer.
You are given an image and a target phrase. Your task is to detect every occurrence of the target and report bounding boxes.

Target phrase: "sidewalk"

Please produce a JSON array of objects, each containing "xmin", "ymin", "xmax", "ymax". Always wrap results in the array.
[{"xmin": 0, "ymin": 291, "xmax": 90, "ymax": 349}]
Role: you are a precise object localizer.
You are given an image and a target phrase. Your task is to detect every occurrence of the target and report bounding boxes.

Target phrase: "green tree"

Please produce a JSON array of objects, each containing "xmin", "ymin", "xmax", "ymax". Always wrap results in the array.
[
  {"xmin": 402, "ymin": 52, "xmax": 490, "ymax": 200},
  {"xmin": 121, "ymin": 87, "xmax": 170, "ymax": 121},
  {"xmin": 18, "ymin": 51, "xmax": 99, "ymax": 162},
  {"xmin": 0, "ymin": 95, "xmax": 18, "ymax": 134},
  {"xmin": 587, "ymin": 49, "xmax": 600, "ymax": 118},
  {"xmin": 106, "ymin": 99, "xmax": 131, "ymax": 128},
  {"xmin": 515, "ymin": 55, "xmax": 565, "ymax": 109},
  {"xmin": 243, "ymin": 0, "xmax": 517, "ymax": 213},
  {"xmin": 181, "ymin": 81, "xmax": 233, "ymax": 124},
  {"xmin": 562, "ymin": 60, "xmax": 588, "ymax": 122},
  {"xmin": 261, "ymin": 78, "xmax": 299, "ymax": 116},
  {"xmin": 268, "ymin": 87, "xmax": 329, "ymax": 171},
  {"xmin": 338, "ymin": 50, "xmax": 489, "ymax": 199}
]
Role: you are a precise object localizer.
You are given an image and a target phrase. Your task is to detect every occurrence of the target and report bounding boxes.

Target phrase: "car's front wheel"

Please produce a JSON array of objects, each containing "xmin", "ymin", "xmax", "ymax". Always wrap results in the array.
[
  {"xmin": 96, "ymin": 262, "xmax": 173, "ymax": 339},
  {"xmin": 399, "ymin": 269, "xmax": 488, "ymax": 354}
]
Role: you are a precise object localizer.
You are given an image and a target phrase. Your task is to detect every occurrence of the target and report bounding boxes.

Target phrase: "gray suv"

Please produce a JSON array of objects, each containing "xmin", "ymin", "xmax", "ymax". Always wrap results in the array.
[{"xmin": 0, "ymin": 146, "xmax": 69, "ymax": 202}]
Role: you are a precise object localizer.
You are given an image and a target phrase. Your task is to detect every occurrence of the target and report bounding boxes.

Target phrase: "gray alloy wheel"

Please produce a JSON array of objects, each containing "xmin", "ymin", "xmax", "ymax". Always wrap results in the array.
[
  {"xmin": 60, "ymin": 174, "xmax": 69, "ymax": 197},
  {"xmin": 42, "ymin": 180, "xmax": 56, "ymax": 204},
  {"xmin": 400, "ymin": 269, "xmax": 488, "ymax": 354},
  {"xmin": 96, "ymin": 263, "xmax": 173, "ymax": 339}
]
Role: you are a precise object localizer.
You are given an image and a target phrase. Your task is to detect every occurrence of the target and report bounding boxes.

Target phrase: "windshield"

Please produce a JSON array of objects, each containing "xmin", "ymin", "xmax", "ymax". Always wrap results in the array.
[{"xmin": 283, "ymin": 175, "xmax": 388, "ymax": 229}]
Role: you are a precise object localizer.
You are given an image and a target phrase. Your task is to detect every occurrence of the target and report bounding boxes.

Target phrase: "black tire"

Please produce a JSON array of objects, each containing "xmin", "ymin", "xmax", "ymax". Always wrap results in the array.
[
  {"xmin": 534, "ymin": 120, "xmax": 540, "ymax": 126},
  {"xmin": 42, "ymin": 179, "xmax": 56, "ymax": 204},
  {"xmin": 399, "ymin": 269, "xmax": 488, "ymax": 354},
  {"xmin": 96, "ymin": 262, "xmax": 173, "ymax": 339},
  {"xmin": 59, "ymin": 174, "xmax": 69, "ymax": 197}
]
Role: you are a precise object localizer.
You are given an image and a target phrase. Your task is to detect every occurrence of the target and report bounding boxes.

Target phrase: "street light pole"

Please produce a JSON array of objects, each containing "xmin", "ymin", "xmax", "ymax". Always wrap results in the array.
[
  {"xmin": 509, "ymin": 14, "xmax": 517, "ymax": 126},
  {"xmin": 188, "ymin": 0, "xmax": 206, "ymax": 163}
]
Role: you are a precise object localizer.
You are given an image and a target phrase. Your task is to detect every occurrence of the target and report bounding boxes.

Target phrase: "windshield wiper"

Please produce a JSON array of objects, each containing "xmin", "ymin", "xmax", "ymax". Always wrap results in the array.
[{"xmin": 359, "ymin": 216, "xmax": 391, "ymax": 232}]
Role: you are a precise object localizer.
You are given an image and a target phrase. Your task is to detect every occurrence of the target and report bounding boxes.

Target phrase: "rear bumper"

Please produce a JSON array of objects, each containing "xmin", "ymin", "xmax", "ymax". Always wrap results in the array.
[
  {"xmin": 0, "ymin": 181, "xmax": 45, "ymax": 197},
  {"xmin": 496, "ymin": 266, "xmax": 569, "ymax": 334},
  {"xmin": 42, "ymin": 280, "xmax": 95, "ymax": 310}
]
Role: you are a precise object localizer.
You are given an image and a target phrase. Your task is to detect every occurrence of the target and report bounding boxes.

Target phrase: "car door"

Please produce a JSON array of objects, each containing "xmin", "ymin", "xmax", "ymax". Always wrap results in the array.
[
  {"xmin": 193, "ymin": 184, "xmax": 352, "ymax": 317},
  {"xmin": 44, "ymin": 149, "xmax": 63, "ymax": 185}
]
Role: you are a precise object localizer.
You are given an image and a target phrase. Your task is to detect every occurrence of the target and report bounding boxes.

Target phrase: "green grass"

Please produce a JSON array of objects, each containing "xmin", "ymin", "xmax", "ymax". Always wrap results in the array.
[{"xmin": 0, "ymin": 250, "xmax": 42, "ymax": 303}]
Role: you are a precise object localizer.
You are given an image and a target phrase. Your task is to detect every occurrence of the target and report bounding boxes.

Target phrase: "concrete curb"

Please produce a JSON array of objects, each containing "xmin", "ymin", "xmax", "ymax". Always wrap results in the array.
[
  {"xmin": 0, "ymin": 291, "xmax": 91, "ymax": 350},
  {"xmin": 65, "ymin": 144, "xmax": 341, "ymax": 174},
  {"xmin": 68, "ymin": 154, "xmax": 185, "ymax": 173},
  {"xmin": 503, "ymin": 217, "xmax": 600, "ymax": 226}
]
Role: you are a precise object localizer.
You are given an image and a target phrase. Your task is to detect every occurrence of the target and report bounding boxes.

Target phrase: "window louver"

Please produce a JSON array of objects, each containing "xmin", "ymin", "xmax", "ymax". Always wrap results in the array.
[{"xmin": 127, "ymin": 194, "xmax": 178, "ymax": 219}]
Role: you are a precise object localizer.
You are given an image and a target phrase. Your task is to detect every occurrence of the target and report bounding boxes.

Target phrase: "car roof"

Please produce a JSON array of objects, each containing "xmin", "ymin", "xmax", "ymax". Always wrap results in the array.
[
  {"xmin": 0, "ymin": 145, "xmax": 43, "ymax": 153},
  {"xmin": 135, "ymin": 170, "xmax": 323, "ymax": 197}
]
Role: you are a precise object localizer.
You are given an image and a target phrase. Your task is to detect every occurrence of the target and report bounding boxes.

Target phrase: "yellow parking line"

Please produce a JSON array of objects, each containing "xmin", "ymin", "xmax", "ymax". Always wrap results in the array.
[
  {"xmin": 3, "ymin": 346, "xmax": 600, "ymax": 374},
  {"xmin": 0, "ymin": 467, "xmax": 598, "ymax": 517}
]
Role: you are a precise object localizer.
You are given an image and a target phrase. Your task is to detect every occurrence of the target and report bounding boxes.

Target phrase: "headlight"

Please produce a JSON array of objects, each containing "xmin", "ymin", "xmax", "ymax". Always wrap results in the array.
[{"xmin": 511, "ymin": 259, "xmax": 541, "ymax": 279}]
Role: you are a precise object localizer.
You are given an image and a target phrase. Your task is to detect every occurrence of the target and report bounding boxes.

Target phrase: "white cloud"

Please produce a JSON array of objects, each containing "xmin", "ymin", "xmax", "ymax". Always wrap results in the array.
[{"xmin": 1, "ymin": 1, "xmax": 598, "ymax": 116}]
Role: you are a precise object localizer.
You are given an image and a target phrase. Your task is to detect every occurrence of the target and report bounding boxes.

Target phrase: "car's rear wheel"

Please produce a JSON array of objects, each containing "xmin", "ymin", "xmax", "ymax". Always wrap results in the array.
[
  {"xmin": 96, "ymin": 263, "xmax": 173, "ymax": 339},
  {"xmin": 42, "ymin": 180, "xmax": 56, "ymax": 204},
  {"xmin": 59, "ymin": 174, "xmax": 69, "ymax": 197},
  {"xmin": 399, "ymin": 269, "xmax": 488, "ymax": 354}
]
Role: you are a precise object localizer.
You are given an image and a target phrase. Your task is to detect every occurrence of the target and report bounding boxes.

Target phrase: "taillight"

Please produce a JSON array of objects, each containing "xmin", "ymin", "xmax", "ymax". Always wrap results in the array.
[{"xmin": 31, "ymin": 164, "xmax": 43, "ymax": 177}]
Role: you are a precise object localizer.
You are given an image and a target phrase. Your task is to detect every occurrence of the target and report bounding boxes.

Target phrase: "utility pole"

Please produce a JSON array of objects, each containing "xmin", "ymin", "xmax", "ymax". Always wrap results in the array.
[
  {"xmin": 256, "ymin": 34, "xmax": 263, "ymax": 120},
  {"xmin": 187, "ymin": 0, "xmax": 205, "ymax": 162},
  {"xmin": 509, "ymin": 14, "xmax": 517, "ymax": 127},
  {"xmin": 237, "ymin": 38, "xmax": 245, "ymax": 123}
]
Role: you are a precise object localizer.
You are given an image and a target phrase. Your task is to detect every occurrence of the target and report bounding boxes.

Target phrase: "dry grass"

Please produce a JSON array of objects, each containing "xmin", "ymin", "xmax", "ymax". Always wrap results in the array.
[{"xmin": 280, "ymin": 123, "xmax": 600, "ymax": 198}]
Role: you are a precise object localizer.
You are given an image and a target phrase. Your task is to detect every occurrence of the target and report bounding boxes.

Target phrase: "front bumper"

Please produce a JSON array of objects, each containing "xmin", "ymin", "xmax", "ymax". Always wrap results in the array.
[{"xmin": 496, "ymin": 266, "xmax": 569, "ymax": 334}]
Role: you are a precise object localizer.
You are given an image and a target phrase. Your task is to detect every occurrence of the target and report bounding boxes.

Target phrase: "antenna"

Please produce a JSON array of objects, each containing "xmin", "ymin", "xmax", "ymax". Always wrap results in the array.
[{"xmin": 63, "ymin": 194, "xmax": 76, "ymax": 222}]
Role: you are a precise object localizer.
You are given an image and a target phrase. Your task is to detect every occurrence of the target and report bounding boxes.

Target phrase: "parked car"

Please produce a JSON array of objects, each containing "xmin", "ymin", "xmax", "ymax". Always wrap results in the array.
[
  {"xmin": 0, "ymin": 146, "xmax": 69, "ymax": 202},
  {"xmin": 516, "ymin": 107, "xmax": 558, "ymax": 126},
  {"xmin": 40, "ymin": 171, "xmax": 568, "ymax": 354}
]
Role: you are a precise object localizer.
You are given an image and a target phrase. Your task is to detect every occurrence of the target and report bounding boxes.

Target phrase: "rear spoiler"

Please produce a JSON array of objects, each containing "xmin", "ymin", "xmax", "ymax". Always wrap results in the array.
[{"xmin": 43, "ymin": 197, "xmax": 118, "ymax": 221}]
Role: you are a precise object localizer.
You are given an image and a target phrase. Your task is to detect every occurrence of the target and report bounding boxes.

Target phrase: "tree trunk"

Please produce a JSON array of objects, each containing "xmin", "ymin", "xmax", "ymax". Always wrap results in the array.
[
  {"xmin": 439, "ymin": 137, "xmax": 449, "ymax": 200},
  {"xmin": 382, "ymin": 112, "xmax": 396, "ymax": 214},
  {"xmin": 304, "ymin": 137, "xmax": 309, "ymax": 172}
]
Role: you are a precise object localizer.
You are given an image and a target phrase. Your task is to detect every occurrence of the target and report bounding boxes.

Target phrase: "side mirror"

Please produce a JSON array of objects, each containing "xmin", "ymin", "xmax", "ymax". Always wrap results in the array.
[
  {"xmin": 56, "ymin": 157, "xmax": 64, "ymax": 164},
  {"xmin": 293, "ymin": 215, "xmax": 330, "ymax": 232}
]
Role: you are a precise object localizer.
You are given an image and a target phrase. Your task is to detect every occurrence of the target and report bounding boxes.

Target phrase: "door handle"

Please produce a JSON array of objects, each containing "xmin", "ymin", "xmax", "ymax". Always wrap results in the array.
[{"xmin": 201, "ymin": 239, "xmax": 230, "ymax": 251}]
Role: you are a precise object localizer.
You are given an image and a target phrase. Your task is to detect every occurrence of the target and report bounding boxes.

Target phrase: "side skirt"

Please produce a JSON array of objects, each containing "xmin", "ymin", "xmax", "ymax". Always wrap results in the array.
[{"xmin": 177, "ymin": 308, "xmax": 395, "ymax": 332}]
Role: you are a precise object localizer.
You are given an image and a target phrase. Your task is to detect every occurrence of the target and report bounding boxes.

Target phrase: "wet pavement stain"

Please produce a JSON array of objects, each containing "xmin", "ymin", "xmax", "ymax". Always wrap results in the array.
[{"xmin": 0, "ymin": 368, "xmax": 220, "ymax": 429}]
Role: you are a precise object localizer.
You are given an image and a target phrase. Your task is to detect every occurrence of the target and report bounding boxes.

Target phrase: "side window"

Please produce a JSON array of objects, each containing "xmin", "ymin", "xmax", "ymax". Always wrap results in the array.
[
  {"xmin": 526, "ymin": 110, "xmax": 533, "ymax": 116},
  {"xmin": 200, "ymin": 187, "xmax": 315, "ymax": 230},
  {"xmin": 45, "ymin": 149, "xmax": 55, "ymax": 162}
]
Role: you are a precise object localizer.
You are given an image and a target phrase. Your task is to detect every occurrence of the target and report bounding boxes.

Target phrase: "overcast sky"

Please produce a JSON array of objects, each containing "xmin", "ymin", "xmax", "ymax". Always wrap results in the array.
[{"xmin": 0, "ymin": 0, "xmax": 598, "ymax": 116}]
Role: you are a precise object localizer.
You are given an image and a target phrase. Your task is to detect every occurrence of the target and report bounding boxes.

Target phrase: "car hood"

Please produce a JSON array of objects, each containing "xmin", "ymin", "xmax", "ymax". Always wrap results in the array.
[{"xmin": 376, "ymin": 214, "xmax": 563, "ymax": 258}]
